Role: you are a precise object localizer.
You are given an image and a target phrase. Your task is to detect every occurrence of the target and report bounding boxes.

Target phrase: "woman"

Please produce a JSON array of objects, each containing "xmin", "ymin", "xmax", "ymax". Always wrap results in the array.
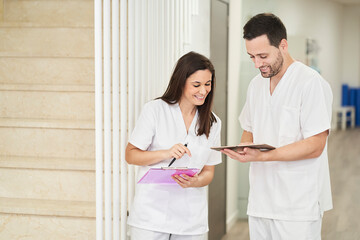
[{"xmin": 126, "ymin": 51, "xmax": 221, "ymax": 240}]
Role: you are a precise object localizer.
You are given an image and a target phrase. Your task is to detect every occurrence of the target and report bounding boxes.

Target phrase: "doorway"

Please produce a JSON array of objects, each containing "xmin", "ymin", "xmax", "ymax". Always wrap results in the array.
[{"xmin": 209, "ymin": 0, "xmax": 229, "ymax": 239}]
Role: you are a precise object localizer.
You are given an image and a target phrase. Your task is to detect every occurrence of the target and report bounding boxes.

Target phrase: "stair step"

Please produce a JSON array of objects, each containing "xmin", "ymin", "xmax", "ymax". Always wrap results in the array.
[
  {"xmin": 0, "ymin": 127, "xmax": 94, "ymax": 158},
  {"xmin": 0, "ymin": 155, "xmax": 94, "ymax": 171},
  {"xmin": 0, "ymin": 83, "xmax": 94, "ymax": 92},
  {"xmin": 0, "ymin": 118, "xmax": 94, "ymax": 130},
  {"xmin": 0, "ymin": 213, "xmax": 96, "ymax": 240},
  {"xmin": 0, "ymin": 90, "xmax": 94, "ymax": 120},
  {"xmin": 0, "ymin": 0, "xmax": 93, "ymax": 28},
  {"xmin": 0, "ymin": 197, "xmax": 95, "ymax": 218},
  {"xmin": 0, "ymin": 57, "xmax": 94, "ymax": 85},
  {"xmin": 0, "ymin": 167, "xmax": 95, "ymax": 201},
  {"xmin": 0, "ymin": 28, "xmax": 93, "ymax": 58}
]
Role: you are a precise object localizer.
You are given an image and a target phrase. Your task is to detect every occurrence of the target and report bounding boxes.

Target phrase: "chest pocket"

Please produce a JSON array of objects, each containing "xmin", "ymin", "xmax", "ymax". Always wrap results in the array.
[{"xmin": 279, "ymin": 106, "xmax": 300, "ymax": 146}]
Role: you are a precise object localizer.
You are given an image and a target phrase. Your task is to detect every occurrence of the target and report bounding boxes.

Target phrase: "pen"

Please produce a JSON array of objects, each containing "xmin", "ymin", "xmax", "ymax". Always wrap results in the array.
[{"xmin": 168, "ymin": 143, "xmax": 188, "ymax": 167}]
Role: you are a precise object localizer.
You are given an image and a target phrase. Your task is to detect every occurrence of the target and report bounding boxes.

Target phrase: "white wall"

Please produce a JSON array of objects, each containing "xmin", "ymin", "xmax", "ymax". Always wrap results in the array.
[
  {"xmin": 237, "ymin": 0, "xmax": 344, "ymax": 106},
  {"xmin": 236, "ymin": 0, "xmax": 275, "ymax": 219},
  {"xmin": 186, "ymin": 0, "xmax": 211, "ymax": 57},
  {"xmin": 226, "ymin": 0, "xmax": 242, "ymax": 230},
  {"xmin": 342, "ymin": 5, "xmax": 360, "ymax": 89},
  {"xmin": 276, "ymin": 0, "xmax": 344, "ymax": 106}
]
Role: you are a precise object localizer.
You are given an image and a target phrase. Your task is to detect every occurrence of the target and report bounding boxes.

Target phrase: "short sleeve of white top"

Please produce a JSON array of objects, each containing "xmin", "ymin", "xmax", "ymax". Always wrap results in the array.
[
  {"xmin": 239, "ymin": 62, "xmax": 333, "ymax": 221},
  {"xmin": 127, "ymin": 99, "xmax": 222, "ymax": 235}
]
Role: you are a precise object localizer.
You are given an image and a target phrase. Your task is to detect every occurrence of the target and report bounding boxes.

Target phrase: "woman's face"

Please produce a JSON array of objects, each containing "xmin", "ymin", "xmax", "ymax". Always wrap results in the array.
[{"xmin": 180, "ymin": 69, "xmax": 212, "ymax": 107}]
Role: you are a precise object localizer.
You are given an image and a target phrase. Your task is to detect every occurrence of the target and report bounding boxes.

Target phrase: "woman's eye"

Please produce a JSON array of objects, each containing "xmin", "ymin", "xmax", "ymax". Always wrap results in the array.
[
  {"xmin": 205, "ymin": 83, "xmax": 211, "ymax": 86},
  {"xmin": 193, "ymin": 85, "xmax": 200, "ymax": 87}
]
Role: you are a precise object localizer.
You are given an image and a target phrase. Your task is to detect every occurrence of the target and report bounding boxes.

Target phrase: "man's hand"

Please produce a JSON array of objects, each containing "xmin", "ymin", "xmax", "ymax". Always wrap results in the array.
[
  {"xmin": 221, "ymin": 147, "xmax": 263, "ymax": 163},
  {"xmin": 222, "ymin": 130, "xmax": 328, "ymax": 163}
]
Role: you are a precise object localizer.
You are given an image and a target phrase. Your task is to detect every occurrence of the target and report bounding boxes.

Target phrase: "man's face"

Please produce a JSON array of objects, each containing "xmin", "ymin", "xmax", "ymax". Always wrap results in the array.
[{"xmin": 245, "ymin": 35, "xmax": 284, "ymax": 78}]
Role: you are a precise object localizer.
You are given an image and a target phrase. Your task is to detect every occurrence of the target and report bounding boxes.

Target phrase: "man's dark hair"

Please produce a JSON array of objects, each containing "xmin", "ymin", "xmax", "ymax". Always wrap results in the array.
[{"xmin": 243, "ymin": 13, "xmax": 287, "ymax": 48}]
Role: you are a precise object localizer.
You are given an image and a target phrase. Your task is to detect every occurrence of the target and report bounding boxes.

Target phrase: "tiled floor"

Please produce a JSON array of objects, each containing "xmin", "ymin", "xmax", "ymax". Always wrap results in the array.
[
  {"xmin": 221, "ymin": 220, "xmax": 249, "ymax": 240},
  {"xmin": 221, "ymin": 128, "xmax": 360, "ymax": 240}
]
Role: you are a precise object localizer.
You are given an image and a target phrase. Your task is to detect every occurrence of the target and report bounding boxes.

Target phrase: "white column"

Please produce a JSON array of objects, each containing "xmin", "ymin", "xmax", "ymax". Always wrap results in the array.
[
  {"xmin": 120, "ymin": 0, "xmax": 128, "ymax": 239},
  {"xmin": 134, "ymin": 0, "xmax": 141, "ymax": 119},
  {"xmin": 112, "ymin": 0, "xmax": 120, "ymax": 239},
  {"xmin": 128, "ymin": 0, "xmax": 136, "ymax": 212},
  {"xmin": 175, "ymin": 0, "xmax": 180, "ymax": 59},
  {"xmin": 103, "ymin": 0, "xmax": 112, "ymax": 239},
  {"xmin": 185, "ymin": 0, "xmax": 191, "ymax": 46},
  {"xmin": 193, "ymin": 0, "xmax": 199, "ymax": 15},
  {"xmin": 141, "ymin": 1, "xmax": 148, "ymax": 105},
  {"xmin": 169, "ymin": 1, "xmax": 175, "ymax": 74},
  {"xmin": 147, "ymin": 1, "xmax": 153, "ymax": 100},
  {"xmin": 179, "ymin": 0, "xmax": 184, "ymax": 55},
  {"xmin": 164, "ymin": 0, "xmax": 170, "ymax": 88},
  {"xmin": 95, "ymin": 0, "xmax": 103, "ymax": 239},
  {"xmin": 159, "ymin": 0, "xmax": 166, "ymax": 97},
  {"xmin": 154, "ymin": 0, "xmax": 159, "ymax": 97}
]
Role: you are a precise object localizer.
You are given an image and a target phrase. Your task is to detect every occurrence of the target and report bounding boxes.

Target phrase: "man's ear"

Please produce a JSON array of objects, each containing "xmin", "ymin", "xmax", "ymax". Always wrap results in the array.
[{"xmin": 279, "ymin": 39, "xmax": 288, "ymax": 50}]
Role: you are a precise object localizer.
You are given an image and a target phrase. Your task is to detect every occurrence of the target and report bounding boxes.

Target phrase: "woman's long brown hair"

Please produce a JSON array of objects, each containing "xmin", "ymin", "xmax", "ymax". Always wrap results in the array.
[{"xmin": 159, "ymin": 51, "xmax": 217, "ymax": 138}]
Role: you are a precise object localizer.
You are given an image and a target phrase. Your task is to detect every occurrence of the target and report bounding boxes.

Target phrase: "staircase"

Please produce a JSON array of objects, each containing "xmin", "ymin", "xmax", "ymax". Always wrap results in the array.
[{"xmin": 0, "ymin": 1, "xmax": 97, "ymax": 238}]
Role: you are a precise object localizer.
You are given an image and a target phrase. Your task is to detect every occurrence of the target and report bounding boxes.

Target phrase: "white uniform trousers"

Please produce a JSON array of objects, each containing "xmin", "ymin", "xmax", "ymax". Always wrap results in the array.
[
  {"xmin": 130, "ymin": 226, "xmax": 207, "ymax": 240},
  {"xmin": 249, "ymin": 216, "xmax": 322, "ymax": 240}
]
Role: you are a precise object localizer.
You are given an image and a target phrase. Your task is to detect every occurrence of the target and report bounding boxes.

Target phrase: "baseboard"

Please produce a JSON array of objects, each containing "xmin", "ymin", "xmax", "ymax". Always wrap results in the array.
[
  {"xmin": 226, "ymin": 210, "xmax": 239, "ymax": 232},
  {"xmin": 238, "ymin": 199, "xmax": 248, "ymax": 219}
]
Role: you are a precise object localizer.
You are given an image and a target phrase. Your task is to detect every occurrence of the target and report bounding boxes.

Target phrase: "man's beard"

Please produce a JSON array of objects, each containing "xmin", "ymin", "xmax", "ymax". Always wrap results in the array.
[{"xmin": 260, "ymin": 51, "xmax": 283, "ymax": 78}]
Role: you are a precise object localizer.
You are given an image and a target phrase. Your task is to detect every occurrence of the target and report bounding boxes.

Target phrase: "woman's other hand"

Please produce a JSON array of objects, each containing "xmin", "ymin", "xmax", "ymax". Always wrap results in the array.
[{"xmin": 167, "ymin": 143, "xmax": 191, "ymax": 159}]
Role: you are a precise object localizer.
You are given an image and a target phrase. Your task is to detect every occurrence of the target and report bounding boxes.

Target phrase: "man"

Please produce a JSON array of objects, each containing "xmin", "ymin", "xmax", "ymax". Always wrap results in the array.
[{"xmin": 222, "ymin": 13, "xmax": 333, "ymax": 239}]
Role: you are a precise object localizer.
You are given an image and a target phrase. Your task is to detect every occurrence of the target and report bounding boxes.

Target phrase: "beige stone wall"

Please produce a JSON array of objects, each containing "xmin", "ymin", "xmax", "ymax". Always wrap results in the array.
[
  {"xmin": 0, "ymin": 1, "xmax": 97, "ymax": 239},
  {"xmin": 0, "ymin": 1, "xmax": 3, "ymax": 21}
]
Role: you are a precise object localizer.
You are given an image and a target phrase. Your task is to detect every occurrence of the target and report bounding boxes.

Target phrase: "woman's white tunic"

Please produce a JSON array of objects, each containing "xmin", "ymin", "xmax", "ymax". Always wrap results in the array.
[{"xmin": 128, "ymin": 99, "xmax": 222, "ymax": 234}]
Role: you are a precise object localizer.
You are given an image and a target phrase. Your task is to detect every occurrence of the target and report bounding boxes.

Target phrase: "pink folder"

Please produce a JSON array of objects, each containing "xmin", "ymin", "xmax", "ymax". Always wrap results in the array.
[{"xmin": 137, "ymin": 168, "xmax": 200, "ymax": 185}]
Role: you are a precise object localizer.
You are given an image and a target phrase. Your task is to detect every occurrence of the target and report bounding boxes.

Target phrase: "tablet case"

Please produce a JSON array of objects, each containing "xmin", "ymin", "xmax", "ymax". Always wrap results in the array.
[{"xmin": 211, "ymin": 143, "xmax": 275, "ymax": 152}]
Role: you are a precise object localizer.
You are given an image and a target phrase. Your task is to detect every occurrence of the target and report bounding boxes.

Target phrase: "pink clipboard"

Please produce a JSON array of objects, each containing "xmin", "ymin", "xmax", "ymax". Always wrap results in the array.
[{"xmin": 137, "ymin": 167, "xmax": 200, "ymax": 185}]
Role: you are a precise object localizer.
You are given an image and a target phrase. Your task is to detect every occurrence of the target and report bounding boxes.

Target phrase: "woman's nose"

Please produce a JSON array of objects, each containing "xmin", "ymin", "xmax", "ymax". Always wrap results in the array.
[{"xmin": 199, "ymin": 85, "xmax": 206, "ymax": 94}]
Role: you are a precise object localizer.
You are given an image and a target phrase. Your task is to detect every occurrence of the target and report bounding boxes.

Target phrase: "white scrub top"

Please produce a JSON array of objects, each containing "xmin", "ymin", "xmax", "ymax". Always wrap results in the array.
[
  {"xmin": 127, "ymin": 99, "xmax": 222, "ymax": 235},
  {"xmin": 239, "ymin": 61, "xmax": 333, "ymax": 221}
]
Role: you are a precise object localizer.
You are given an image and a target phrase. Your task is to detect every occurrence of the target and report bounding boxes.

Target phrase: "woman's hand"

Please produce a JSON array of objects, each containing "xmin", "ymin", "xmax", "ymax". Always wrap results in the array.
[
  {"xmin": 126, "ymin": 143, "xmax": 191, "ymax": 166},
  {"xmin": 172, "ymin": 173, "xmax": 200, "ymax": 188},
  {"xmin": 167, "ymin": 143, "xmax": 191, "ymax": 159},
  {"xmin": 172, "ymin": 165, "xmax": 215, "ymax": 188}
]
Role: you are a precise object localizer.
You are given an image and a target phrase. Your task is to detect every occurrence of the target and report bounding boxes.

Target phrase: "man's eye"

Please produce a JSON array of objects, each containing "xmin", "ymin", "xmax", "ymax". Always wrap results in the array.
[{"xmin": 260, "ymin": 56, "xmax": 267, "ymax": 59}]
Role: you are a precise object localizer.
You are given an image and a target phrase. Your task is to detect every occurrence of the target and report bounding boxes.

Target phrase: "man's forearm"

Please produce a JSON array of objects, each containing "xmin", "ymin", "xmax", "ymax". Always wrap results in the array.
[{"xmin": 261, "ymin": 130, "xmax": 328, "ymax": 162}]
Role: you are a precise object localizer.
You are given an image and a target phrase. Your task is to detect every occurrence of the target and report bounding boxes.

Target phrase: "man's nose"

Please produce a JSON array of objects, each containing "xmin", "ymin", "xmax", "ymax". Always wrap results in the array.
[{"xmin": 254, "ymin": 57, "xmax": 262, "ymax": 68}]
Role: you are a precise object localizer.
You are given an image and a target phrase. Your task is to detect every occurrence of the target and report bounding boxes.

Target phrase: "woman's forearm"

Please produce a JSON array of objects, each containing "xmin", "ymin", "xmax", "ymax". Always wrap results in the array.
[
  {"xmin": 195, "ymin": 165, "xmax": 215, "ymax": 187},
  {"xmin": 125, "ymin": 143, "xmax": 168, "ymax": 166}
]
